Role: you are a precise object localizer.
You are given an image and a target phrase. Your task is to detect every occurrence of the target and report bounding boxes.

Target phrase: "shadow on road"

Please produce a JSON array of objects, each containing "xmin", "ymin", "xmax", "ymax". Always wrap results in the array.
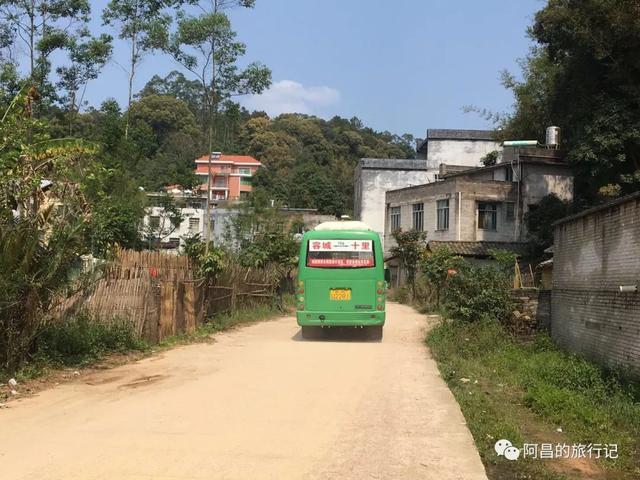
[{"xmin": 291, "ymin": 327, "xmax": 382, "ymax": 343}]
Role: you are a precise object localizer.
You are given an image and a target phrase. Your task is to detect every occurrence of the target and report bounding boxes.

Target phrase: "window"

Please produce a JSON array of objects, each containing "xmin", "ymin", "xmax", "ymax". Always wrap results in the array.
[
  {"xmin": 240, "ymin": 177, "xmax": 252, "ymax": 186},
  {"xmin": 187, "ymin": 198, "xmax": 204, "ymax": 209},
  {"xmin": 436, "ymin": 199, "xmax": 449, "ymax": 230},
  {"xmin": 506, "ymin": 202, "xmax": 515, "ymax": 221},
  {"xmin": 478, "ymin": 202, "xmax": 498, "ymax": 230},
  {"xmin": 240, "ymin": 191, "xmax": 250, "ymax": 198},
  {"xmin": 189, "ymin": 217, "xmax": 200, "ymax": 232},
  {"xmin": 238, "ymin": 167, "xmax": 251, "ymax": 175},
  {"xmin": 505, "ymin": 166, "xmax": 513, "ymax": 182},
  {"xmin": 389, "ymin": 206, "xmax": 401, "ymax": 231},
  {"xmin": 149, "ymin": 216, "xmax": 160, "ymax": 229},
  {"xmin": 214, "ymin": 178, "xmax": 228, "ymax": 188},
  {"xmin": 412, "ymin": 203, "xmax": 424, "ymax": 231}
]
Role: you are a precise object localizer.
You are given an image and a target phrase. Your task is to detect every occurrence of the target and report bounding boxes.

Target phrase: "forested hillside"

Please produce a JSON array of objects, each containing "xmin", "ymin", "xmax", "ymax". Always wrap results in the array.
[{"xmin": 132, "ymin": 70, "xmax": 417, "ymax": 215}]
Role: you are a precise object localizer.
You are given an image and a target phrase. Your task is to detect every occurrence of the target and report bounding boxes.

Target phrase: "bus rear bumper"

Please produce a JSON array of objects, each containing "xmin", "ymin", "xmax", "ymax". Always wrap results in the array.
[{"xmin": 296, "ymin": 311, "xmax": 385, "ymax": 327}]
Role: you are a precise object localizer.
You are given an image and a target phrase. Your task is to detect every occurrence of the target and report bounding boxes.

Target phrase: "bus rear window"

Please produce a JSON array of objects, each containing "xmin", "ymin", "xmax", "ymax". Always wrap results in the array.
[{"xmin": 306, "ymin": 239, "xmax": 375, "ymax": 268}]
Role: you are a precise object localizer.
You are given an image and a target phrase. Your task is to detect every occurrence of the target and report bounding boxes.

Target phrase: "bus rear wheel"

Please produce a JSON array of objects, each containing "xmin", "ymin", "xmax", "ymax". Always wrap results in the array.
[
  {"xmin": 301, "ymin": 326, "xmax": 323, "ymax": 340},
  {"xmin": 367, "ymin": 325, "xmax": 383, "ymax": 341}
]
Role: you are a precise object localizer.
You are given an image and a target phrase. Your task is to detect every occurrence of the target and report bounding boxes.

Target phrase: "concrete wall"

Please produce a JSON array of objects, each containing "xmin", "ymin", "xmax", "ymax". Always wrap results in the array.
[
  {"xmin": 551, "ymin": 194, "xmax": 640, "ymax": 374},
  {"xmin": 426, "ymin": 139, "xmax": 501, "ymax": 170},
  {"xmin": 354, "ymin": 159, "xmax": 432, "ymax": 247},
  {"xmin": 521, "ymin": 163, "xmax": 574, "ymax": 206},
  {"xmin": 384, "ymin": 161, "xmax": 574, "ymax": 255},
  {"xmin": 144, "ymin": 206, "xmax": 207, "ymax": 247},
  {"xmin": 384, "ymin": 178, "xmax": 519, "ymax": 253}
]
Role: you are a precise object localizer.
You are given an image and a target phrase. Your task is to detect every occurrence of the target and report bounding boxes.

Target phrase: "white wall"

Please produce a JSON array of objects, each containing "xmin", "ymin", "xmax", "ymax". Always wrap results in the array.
[
  {"xmin": 358, "ymin": 168, "xmax": 434, "ymax": 248},
  {"xmin": 143, "ymin": 206, "xmax": 207, "ymax": 249},
  {"xmin": 426, "ymin": 139, "xmax": 501, "ymax": 170}
]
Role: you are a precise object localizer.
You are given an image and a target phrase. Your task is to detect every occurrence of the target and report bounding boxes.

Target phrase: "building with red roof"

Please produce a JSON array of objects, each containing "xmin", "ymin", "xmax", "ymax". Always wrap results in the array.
[{"xmin": 195, "ymin": 154, "xmax": 262, "ymax": 201}]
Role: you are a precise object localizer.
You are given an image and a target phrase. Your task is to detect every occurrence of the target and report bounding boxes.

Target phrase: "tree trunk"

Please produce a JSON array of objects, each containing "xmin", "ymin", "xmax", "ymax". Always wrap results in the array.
[{"xmin": 125, "ymin": 31, "xmax": 137, "ymax": 140}]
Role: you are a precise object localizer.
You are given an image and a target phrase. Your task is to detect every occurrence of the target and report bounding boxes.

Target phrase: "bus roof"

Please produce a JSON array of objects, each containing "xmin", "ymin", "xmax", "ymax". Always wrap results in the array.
[{"xmin": 314, "ymin": 221, "xmax": 372, "ymax": 231}]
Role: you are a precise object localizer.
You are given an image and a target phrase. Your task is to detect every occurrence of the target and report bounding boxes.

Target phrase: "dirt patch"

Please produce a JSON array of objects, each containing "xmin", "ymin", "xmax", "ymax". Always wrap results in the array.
[
  {"xmin": 119, "ymin": 374, "xmax": 167, "ymax": 389},
  {"xmin": 84, "ymin": 375, "xmax": 124, "ymax": 386},
  {"xmin": 0, "ymin": 350, "xmax": 149, "ymax": 404}
]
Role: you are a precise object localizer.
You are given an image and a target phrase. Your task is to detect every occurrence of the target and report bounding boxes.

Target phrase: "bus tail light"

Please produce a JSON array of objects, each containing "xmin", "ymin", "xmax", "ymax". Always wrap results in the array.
[
  {"xmin": 376, "ymin": 289, "xmax": 383, "ymax": 295},
  {"xmin": 376, "ymin": 305, "xmax": 384, "ymax": 311}
]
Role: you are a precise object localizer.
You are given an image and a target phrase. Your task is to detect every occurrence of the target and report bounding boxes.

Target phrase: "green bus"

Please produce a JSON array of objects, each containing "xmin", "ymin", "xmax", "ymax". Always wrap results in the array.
[{"xmin": 295, "ymin": 221, "xmax": 387, "ymax": 340}]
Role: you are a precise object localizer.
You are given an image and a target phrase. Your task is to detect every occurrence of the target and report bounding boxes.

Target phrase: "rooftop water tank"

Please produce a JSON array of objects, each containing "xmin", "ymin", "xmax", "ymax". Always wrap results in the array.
[{"xmin": 546, "ymin": 126, "xmax": 560, "ymax": 148}]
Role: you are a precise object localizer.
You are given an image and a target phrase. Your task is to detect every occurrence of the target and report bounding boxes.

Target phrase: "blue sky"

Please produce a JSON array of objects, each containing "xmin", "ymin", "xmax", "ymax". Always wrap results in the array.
[{"xmin": 82, "ymin": 0, "xmax": 542, "ymax": 139}]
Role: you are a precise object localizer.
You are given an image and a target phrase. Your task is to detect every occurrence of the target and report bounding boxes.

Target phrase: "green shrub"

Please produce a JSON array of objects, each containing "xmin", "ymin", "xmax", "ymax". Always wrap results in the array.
[
  {"xmin": 36, "ymin": 314, "xmax": 146, "ymax": 366},
  {"xmin": 443, "ymin": 263, "xmax": 514, "ymax": 322},
  {"xmin": 420, "ymin": 246, "xmax": 465, "ymax": 308}
]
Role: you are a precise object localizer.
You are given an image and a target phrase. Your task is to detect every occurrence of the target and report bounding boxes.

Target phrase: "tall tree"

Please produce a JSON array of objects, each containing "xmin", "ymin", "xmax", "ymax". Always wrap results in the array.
[
  {"xmin": 56, "ymin": 30, "xmax": 112, "ymax": 134},
  {"xmin": 138, "ymin": 70, "xmax": 204, "ymax": 118},
  {"xmin": 102, "ymin": 0, "xmax": 175, "ymax": 138},
  {"xmin": 0, "ymin": 0, "xmax": 90, "ymax": 93},
  {"xmin": 500, "ymin": 0, "xmax": 640, "ymax": 202},
  {"xmin": 164, "ymin": 5, "xmax": 271, "ymax": 150},
  {"xmin": 127, "ymin": 94, "xmax": 201, "ymax": 189}
]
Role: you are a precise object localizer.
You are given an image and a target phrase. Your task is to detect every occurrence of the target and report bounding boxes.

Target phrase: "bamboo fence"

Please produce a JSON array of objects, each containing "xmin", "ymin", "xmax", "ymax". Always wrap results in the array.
[{"xmin": 54, "ymin": 250, "xmax": 281, "ymax": 343}]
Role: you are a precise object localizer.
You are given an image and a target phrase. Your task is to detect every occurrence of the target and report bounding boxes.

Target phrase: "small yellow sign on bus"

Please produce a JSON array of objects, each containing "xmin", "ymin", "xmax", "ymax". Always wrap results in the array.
[{"xmin": 329, "ymin": 289, "xmax": 351, "ymax": 301}]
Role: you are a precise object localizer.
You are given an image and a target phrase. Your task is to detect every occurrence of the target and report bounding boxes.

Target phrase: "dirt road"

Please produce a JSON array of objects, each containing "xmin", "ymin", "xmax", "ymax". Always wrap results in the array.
[{"xmin": 0, "ymin": 303, "xmax": 487, "ymax": 480}]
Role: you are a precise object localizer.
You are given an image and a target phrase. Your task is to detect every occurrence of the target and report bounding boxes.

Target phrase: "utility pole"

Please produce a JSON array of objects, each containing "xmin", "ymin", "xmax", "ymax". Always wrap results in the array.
[{"xmin": 205, "ymin": 151, "xmax": 222, "ymax": 252}]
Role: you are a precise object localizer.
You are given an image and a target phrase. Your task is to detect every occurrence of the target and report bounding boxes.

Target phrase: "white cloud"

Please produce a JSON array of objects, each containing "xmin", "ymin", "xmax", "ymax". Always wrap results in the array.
[{"xmin": 242, "ymin": 80, "xmax": 340, "ymax": 116}]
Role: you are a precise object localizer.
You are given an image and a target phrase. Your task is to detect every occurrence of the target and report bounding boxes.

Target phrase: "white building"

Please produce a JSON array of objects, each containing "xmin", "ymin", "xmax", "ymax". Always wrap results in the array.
[
  {"xmin": 353, "ymin": 129, "xmax": 502, "ymax": 250},
  {"xmin": 142, "ymin": 191, "xmax": 209, "ymax": 250},
  {"xmin": 416, "ymin": 129, "xmax": 501, "ymax": 170},
  {"xmin": 353, "ymin": 159, "xmax": 432, "ymax": 248}
]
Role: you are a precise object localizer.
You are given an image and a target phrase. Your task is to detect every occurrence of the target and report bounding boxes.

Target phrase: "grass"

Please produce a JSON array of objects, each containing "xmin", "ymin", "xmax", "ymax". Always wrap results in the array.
[
  {"xmin": 157, "ymin": 300, "xmax": 291, "ymax": 348},
  {"xmin": 426, "ymin": 318, "xmax": 640, "ymax": 480},
  {"xmin": 1, "ymin": 314, "xmax": 150, "ymax": 386},
  {"xmin": 36, "ymin": 314, "xmax": 149, "ymax": 367}
]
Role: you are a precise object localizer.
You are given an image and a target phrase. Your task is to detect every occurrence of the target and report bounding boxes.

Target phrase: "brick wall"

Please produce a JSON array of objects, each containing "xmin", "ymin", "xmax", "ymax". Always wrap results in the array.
[{"xmin": 551, "ymin": 193, "xmax": 640, "ymax": 374}]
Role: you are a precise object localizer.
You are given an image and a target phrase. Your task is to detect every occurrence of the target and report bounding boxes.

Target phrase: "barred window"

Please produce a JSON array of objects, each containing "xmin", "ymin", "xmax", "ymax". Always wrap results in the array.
[
  {"xmin": 478, "ymin": 202, "xmax": 498, "ymax": 230},
  {"xmin": 389, "ymin": 206, "xmax": 401, "ymax": 231},
  {"xmin": 436, "ymin": 199, "xmax": 449, "ymax": 230},
  {"xmin": 412, "ymin": 203, "xmax": 424, "ymax": 231}
]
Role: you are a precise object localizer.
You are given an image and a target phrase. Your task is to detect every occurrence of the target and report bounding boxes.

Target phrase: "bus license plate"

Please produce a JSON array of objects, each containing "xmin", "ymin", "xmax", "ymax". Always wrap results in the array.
[{"xmin": 330, "ymin": 289, "xmax": 351, "ymax": 301}]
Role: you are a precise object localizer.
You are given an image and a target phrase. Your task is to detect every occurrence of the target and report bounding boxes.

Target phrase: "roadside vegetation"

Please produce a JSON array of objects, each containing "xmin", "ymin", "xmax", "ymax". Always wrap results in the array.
[
  {"xmin": 427, "ymin": 320, "xmax": 640, "ymax": 480},
  {"xmin": 389, "ymin": 235, "xmax": 640, "ymax": 479}
]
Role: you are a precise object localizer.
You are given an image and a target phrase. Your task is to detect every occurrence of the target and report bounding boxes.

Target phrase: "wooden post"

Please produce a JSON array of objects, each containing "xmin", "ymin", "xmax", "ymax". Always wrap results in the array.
[
  {"xmin": 183, "ymin": 282, "xmax": 197, "ymax": 334},
  {"xmin": 514, "ymin": 261, "xmax": 522, "ymax": 289},
  {"xmin": 159, "ymin": 282, "xmax": 175, "ymax": 341}
]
